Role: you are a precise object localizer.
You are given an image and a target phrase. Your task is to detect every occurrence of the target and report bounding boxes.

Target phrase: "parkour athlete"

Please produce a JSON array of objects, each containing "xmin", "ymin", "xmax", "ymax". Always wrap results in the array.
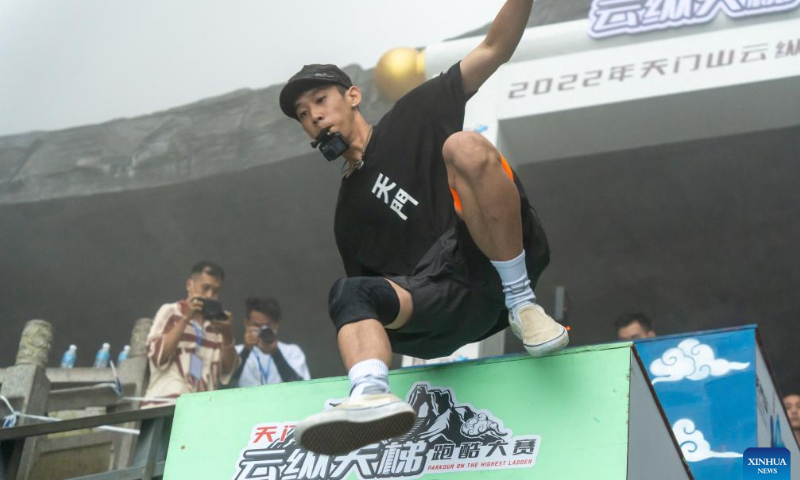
[{"xmin": 278, "ymin": 0, "xmax": 567, "ymax": 455}]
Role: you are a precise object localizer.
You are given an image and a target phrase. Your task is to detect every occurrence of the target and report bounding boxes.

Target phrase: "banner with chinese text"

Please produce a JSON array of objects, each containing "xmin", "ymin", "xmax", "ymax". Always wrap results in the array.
[
  {"xmin": 165, "ymin": 344, "xmax": 643, "ymax": 479},
  {"xmin": 498, "ymin": 17, "xmax": 800, "ymax": 119}
]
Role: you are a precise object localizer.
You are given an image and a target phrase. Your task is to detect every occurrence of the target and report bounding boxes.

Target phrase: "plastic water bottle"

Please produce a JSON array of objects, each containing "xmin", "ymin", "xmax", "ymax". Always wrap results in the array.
[
  {"xmin": 93, "ymin": 343, "xmax": 111, "ymax": 368},
  {"xmin": 60, "ymin": 344, "xmax": 77, "ymax": 369},
  {"xmin": 117, "ymin": 345, "xmax": 130, "ymax": 364}
]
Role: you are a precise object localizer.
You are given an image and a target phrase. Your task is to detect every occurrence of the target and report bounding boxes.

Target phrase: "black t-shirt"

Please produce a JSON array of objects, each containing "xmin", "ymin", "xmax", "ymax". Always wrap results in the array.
[{"xmin": 334, "ymin": 62, "xmax": 468, "ymax": 278}]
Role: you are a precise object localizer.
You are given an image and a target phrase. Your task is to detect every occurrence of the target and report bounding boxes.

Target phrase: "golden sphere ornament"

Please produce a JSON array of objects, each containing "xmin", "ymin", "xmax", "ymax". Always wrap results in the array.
[{"xmin": 374, "ymin": 47, "xmax": 426, "ymax": 101}]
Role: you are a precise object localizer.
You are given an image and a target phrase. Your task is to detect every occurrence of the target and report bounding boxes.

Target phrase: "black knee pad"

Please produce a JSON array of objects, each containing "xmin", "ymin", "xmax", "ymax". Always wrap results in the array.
[{"xmin": 328, "ymin": 277, "xmax": 401, "ymax": 332}]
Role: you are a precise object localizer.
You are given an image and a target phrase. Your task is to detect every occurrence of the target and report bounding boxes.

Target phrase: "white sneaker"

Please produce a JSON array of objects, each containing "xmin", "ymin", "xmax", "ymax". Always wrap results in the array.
[
  {"xmin": 509, "ymin": 303, "xmax": 569, "ymax": 357},
  {"xmin": 295, "ymin": 393, "xmax": 415, "ymax": 456}
]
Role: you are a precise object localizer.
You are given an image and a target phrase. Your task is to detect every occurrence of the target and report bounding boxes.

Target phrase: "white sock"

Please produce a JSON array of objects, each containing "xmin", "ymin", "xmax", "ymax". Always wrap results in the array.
[
  {"xmin": 348, "ymin": 359, "xmax": 390, "ymax": 398},
  {"xmin": 491, "ymin": 251, "xmax": 536, "ymax": 313}
]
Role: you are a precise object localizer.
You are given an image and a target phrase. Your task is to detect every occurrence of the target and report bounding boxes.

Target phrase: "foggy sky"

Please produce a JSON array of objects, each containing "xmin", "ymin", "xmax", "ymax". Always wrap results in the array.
[{"xmin": 0, "ymin": 0, "xmax": 505, "ymax": 136}]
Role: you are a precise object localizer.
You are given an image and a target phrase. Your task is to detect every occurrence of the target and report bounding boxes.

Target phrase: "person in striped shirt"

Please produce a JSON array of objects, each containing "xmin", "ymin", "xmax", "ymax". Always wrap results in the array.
[{"xmin": 142, "ymin": 261, "xmax": 238, "ymax": 408}]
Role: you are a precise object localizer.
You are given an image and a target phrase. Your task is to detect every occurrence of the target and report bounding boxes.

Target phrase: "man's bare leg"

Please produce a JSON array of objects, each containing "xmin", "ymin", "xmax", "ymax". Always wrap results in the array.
[
  {"xmin": 337, "ymin": 279, "xmax": 412, "ymax": 370},
  {"xmin": 443, "ymin": 132, "xmax": 523, "ymax": 262},
  {"xmin": 443, "ymin": 131, "xmax": 568, "ymax": 357},
  {"xmin": 295, "ymin": 280, "xmax": 416, "ymax": 455},
  {"xmin": 337, "ymin": 320, "xmax": 392, "ymax": 369}
]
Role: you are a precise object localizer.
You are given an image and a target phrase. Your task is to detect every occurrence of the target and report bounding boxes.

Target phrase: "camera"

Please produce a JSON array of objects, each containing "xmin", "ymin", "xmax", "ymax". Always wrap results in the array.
[
  {"xmin": 258, "ymin": 325, "xmax": 276, "ymax": 344},
  {"xmin": 200, "ymin": 298, "xmax": 227, "ymax": 321},
  {"xmin": 311, "ymin": 128, "xmax": 349, "ymax": 161}
]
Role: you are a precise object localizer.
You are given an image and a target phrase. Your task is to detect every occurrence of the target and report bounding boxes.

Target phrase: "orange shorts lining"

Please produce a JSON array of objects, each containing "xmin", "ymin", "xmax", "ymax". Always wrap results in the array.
[{"xmin": 449, "ymin": 155, "xmax": 514, "ymax": 213}]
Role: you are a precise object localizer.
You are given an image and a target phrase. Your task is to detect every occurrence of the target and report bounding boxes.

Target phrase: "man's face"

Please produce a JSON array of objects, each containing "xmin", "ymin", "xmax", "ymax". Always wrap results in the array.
[
  {"xmin": 294, "ymin": 85, "xmax": 356, "ymax": 140},
  {"xmin": 186, "ymin": 272, "xmax": 222, "ymax": 300},
  {"xmin": 617, "ymin": 321, "xmax": 655, "ymax": 341},
  {"xmin": 784, "ymin": 394, "xmax": 800, "ymax": 429},
  {"xmin": 246, "ymin": 310, "xmax": 279, "ymax": 335}
]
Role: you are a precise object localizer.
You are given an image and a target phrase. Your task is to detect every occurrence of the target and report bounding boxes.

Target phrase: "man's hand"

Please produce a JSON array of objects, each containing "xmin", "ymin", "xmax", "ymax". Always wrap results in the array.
[
  {"xmin": 258, "ymin": 335, "xmax": 279, "ymax": 356},
  {"xmin": 244, "ymin": 325, "xmax": 261, "ymax": 349},
  {"xmin": 187, "ymin": 296, "xmax": 205, "ymax": 320},
  {"xmin": 209, "ymin": 311, "xmax": 234, "ymax": 342}
]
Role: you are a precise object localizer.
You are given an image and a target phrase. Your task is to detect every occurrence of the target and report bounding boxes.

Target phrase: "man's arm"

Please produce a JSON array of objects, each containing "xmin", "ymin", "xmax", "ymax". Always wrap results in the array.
[
  {"xmin": 155, "ymin": 298, "xmax": 204, "ymax": 367},
  {"xmin": 221, "ymin": 346, "xmax": 251, "ymax": 388},
  {"xmin": 220, "ymin": 342, "xmax": 237, "ymax": 376},
  {"xmin": 460, "ymin": 0, "xmax": 533, "ymax": 95},
  {"xmin": 220, "ymin": 346, "xmax": 237, "ymax": 375},
  {"xmin": 213, "ymin": 315, "xmax": 238, "ymax": 376},
  {"xmin": 158, "ymin": 316, "xmax": 190, "ymax": 367}
]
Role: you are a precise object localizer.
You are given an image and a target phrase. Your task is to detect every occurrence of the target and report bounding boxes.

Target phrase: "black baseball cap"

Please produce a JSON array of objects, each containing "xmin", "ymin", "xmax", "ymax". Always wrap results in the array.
[{"xmin": 279, "ymin": 64, "xmax": 353, "ymax": 120}]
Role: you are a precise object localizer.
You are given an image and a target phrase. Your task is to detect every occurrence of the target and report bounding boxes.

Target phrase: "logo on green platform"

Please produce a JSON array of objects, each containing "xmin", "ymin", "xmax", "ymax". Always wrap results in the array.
[{"xmin": 232, "ymin": 382, "xmax": 541, "ymax": 479}]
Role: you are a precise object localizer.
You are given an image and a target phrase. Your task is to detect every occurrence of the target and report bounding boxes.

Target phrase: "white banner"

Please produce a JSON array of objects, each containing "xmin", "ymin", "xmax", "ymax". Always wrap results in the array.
[{"xmin": 497, "ymin": 17, "xmax": 800, "ymax": 119}]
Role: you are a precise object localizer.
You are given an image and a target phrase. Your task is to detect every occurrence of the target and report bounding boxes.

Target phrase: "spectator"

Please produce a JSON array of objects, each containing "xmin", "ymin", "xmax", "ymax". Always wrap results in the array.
[
  {"xmin": 233, "ymin": 297, "xmax": 310, "ymax": 387},
  {"xmin": 783, "ymin": 393, "xmax": 800, "ymax": 445},
  {"xmin": 615, "ymin": 313, "xmax": 657, "ymax": 341},
  {"xmin": 142, "ymin": 261, "xmax": 238, "ymax": 407}
]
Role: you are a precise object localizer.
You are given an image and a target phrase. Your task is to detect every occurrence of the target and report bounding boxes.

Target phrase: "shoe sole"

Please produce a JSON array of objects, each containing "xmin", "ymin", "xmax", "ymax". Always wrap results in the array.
[
  {"xmin": 296, "ymin": 401, "xmax": 416, "ymax": 456},
  {"xmin": 524, "ymin": 326, "xmax": 569, "ymax": 357}
]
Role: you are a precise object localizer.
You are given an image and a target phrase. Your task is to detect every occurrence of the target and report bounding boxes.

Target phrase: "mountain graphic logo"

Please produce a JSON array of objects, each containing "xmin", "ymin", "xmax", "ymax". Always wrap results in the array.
[{"xmin": 233, "ymin": 382, "xmax": 541, "ymax": 480}]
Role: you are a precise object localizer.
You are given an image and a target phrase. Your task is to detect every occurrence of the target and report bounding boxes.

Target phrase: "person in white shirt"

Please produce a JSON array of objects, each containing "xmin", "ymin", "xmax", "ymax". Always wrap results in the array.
[{"xmin": 234, "ymin": 297, "xmax": 310, "ymax": 387}]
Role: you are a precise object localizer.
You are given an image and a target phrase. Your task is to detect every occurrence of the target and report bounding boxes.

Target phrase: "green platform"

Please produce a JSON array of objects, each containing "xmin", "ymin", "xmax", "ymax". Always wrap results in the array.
[{"xmin": 164, "ymin": 343, "xmax": 692, "ymax": 479}]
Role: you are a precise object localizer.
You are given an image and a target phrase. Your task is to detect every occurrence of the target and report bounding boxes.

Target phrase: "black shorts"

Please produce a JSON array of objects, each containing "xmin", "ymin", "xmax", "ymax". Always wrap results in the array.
[{"xmin": 386, "ymin": 177, "xmax": 550, "ymax": 359}]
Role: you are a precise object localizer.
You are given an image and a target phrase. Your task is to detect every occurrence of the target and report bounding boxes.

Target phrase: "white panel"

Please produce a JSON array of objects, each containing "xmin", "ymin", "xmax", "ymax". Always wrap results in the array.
[{"xmin": 497, "ymin": 17, "xmax": 800, "ymax": 119}]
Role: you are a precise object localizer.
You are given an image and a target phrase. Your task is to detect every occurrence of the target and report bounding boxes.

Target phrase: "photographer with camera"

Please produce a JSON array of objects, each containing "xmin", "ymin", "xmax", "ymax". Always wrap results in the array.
[
  {"xmin": 142, "ymin": 261, "xmax": 238, "ymax": 407},
  {"xmin": 233, "ymin": 297, "xmax": 310, "ymax": 387}
]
